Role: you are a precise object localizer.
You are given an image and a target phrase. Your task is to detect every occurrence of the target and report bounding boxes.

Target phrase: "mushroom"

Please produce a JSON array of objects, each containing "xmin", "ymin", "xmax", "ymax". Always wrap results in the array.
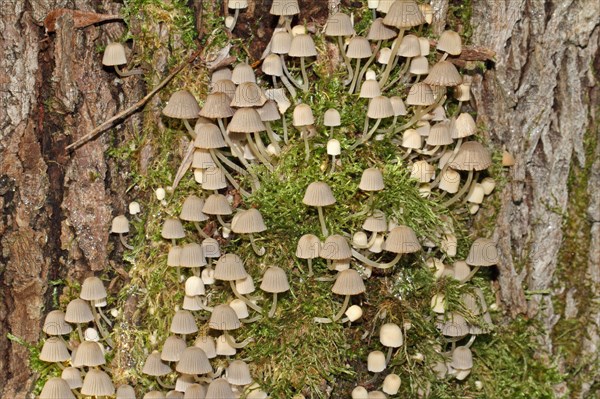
[
  {"xmin": 206, "ymin": 378, "xmax": 236, "ymax": 399},
  {"xmin": 209, "ymin": 304, "xmax": 252, "ymax": 348},
  {"xmin": 228, "ymin": 107, "xmax": 273, "ymax": 170},
  {"xmin": 214, "ymin": 254, "xmax": 262, "ymax": 313},
  {"xmin": 296, "ymin": 234, "xmax": 321, "ymax": 276},
  {"xmin": 115, "ymin": 385, "xmax": 136, "ymax": 399},
  {"xmin": 379, "ymin": 323, "xmax": 403, "ymax": 364},
  {"xmin": 315, "ymin": 269, "xmax": 365, "ymax": 323},
  {"xmin": 40, "ymin": 377, "xmax": 75, "ymax": 399},
  {"xmin": 260, "ymin": 266, "xmax": 290, "ymax": 317},
  {"xmin": 80, "ymin": 276, "xmax": 112, "ymax": 339},
  {"xmin": 170, "ymin": 309, "xmax": 198, "ymax": 339},
  {"xmin": 378, "ymin": 0, "xmax": 426, "ymax": 87},
  {"xmin": 361, "ymin": 210, "xmax": 387, "ymax": 248},
  {"xmin": 324, "ymin": 12, "xmax": 355, "ymax": 85},
  {"xmin": 226, "ymin": 359, "xmax": 253, "ymax": 387},
  {"xmin": 359, "ymin": 167, "xmax": 385, "ymax": 209},
  {"xmin": 226, "ymin": 0, "xmax": 247, "ymax": 31},
  {"xmin": 161, "ymin": 218, "xmax": 186, "ymax": 246},
  {"xmin": 357, "ymin": 18, "xmax": 396, "ymax": 88},
  {"xmin": 72, "ymin": 341, "xmax": 105, "ymax": 369},
  {"xmin": 262, "ymin": 54, "xmax": 297, "ymax": 98},
  {"xmin": 351, "ymin": 386, "xmax": 369, "ymax": 399},
  {"xmin": 346, "ymin": 36, "xmax": 373, "ymax": 94},
  {"xmin": 231, "ymin": 208, "xmax": 267, "ymax": 256},
  {"xmin": 269, "ymin": 0, "xmax": 299, "ymax": 32},
  {"xmin": 64, "ymin": 298, "xmax": 94, "ymax": 341},
  {"xmin": 176, "ymin": 347, "xmax": 213, "ymax": 377},
  {"xmin": 367, "ymin": 350, "xmax": 387, "ymax": 373},
  {"xmin": 39, "ymin": 337, "xmax": 71, "ymax": 366},
  {"xmin": 382, "ymin": 34, "xmax": 421, "ymax": 90},
  {"xmin": 436, "ymin": 29, "xmax": 462, "ymax": 61},
  {"xmin": 232, "ymin": 62, "xmax": 256, "ymax": 84},
  {"xmin": 43, "ymin": 310, "xmax": 72, "ymax": 337},
  {"xmin": 194, "ymin": 335, "xmax": 217, "ymax": 359},
  {"xmin": 293, "ymin": 103, "xmax": 316, "ymax": 161},
  {"xmin": 303, "ymin": 182, "xmax": 336, "ymax": 236},
  {"xmin": 183, "ymin": 384, "xmax": 206, "ymax": 399},
  {"xmin": 327, "ymin": 139, "xmax": 341, "ymax": 174},
  {"xmin": 142, "ymin": 351, "xmax": 172, "ymax": 388},
  {"xmin": 257, "ymin": 100, "xmax": 283, "ymax": 153},
  {"xmin": 351, "ymin": 225, "xmax": 422, "ymax": 269},
  {"xmin": 464, "ymin": 238, "xmax": 498, "ymax": 280},
  {"xmin": 202, "ymin": 193, "xmax": 233, "ymax": 229},
  {"xmin": 180, "ymin": 195, "xmax": 210, "ymax": 238},
  {"xmin": 81, "ymin": 369, "xmax": 115, "ymax": 397},
  {"xmin": 442, "ymin": 141, "xmax": 492, "ymax": 206},
  {"xmin": 161, "ymin": 335, "xmax": 187, "ymax": 363},
  {"xmin": 265, "ymin": 87, "xmax": 292, "ymax": 144},
  {"xmin": 162, "ymin": 90, "xmax": 201, "ymax": 138},
  {"xmin": 61, "ymin": 368, "xmax": 82, "ymax": 390},
  {"xmin": 288, "ymin": 28, "xmax": 317, "ymax": 91},
  {"xmin": 179, "ymin": 242, "xmax": 207, "ymax": 278},
  {"xmin": 382, "ymin": 373, "xmax": 401, "ymax": 395},
  {"xmin": 352, "ymin": 96, "xmax": 394, "ymax": 148},
  {"xmin": 102, "ymin": 42, "xmax": 142, "ymax": 77},
  {"xmin": 110, "ymin": 215, "xmax": 133, "ymax": 249}
]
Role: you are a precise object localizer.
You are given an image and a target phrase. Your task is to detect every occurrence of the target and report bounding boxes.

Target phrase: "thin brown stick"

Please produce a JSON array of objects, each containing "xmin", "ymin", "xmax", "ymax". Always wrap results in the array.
[{"xmin": 66, "ymin": 50, "xmax": 202, "ymax": 151}]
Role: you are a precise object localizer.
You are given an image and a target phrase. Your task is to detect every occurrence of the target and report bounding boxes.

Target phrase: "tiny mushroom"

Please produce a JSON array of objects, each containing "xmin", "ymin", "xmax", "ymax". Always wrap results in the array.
[
  {"xmin": 315, "ymin": 268, "xmax": 365, "ymax": 323},
  {"xmin": 231, "ymin": 208, "xmax": 267, "ymax": 256},
  {"xmin": 102, "ymin": 42, "xmax": 142, "ymax": 77},
  {"xmin": 303, "ymin": 182, "xmax": 336, "ymax": 236},
  {"xmin": 296, "ymin": 234, "xmax": 321, "ymax": 276},
  {"xmin": 110, "ymin": 215, "xmax": 133, "ymax": 249},
  {"xmin": 260, "ymin": 266, "xmax": 290, "ymax": 317}
]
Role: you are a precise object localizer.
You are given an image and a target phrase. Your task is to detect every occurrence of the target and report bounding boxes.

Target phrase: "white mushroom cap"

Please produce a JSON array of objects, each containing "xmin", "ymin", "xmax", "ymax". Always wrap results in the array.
[{"xmin": 367, "ymin": 350, "xmax": 386, "ymax": 372}]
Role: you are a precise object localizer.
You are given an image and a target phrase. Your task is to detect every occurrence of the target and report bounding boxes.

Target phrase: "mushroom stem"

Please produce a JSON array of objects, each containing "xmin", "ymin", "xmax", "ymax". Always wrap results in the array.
[
  {"xmin": 119, "ymin": 234, "xmax": 134, "ymax": 250},
  {"xmin": 385, "ymin": 346, "xmax": 395, "ymax": 365},
  {"xmin": 280, "ymin": 54, "xmax": 303, "ymax": 90},
  {"xmin": 96, "ymin": 304, "xmax": 112, "ymax": 327},
  {"xmin": 230, "ymin": 281, "xmax": 263, "ymax": 312},
  {"xmin": 351, "ymin": 249, "xmax": 402, "ymax": 269},
  {"xmin": 249, "ymin": 233, "xmax": 266, "ymax": 256},
  {"xmin": 356, "ymin": 40, "xmax": 382, "ymax": 87},
  {"xmin": 265, "ymin": 123, "xmax": 282, "ymax": 153},
  {"xmin": 224, "ymin": 331, "xmax": 253, "ymax": 349},
  {"xmin": 210, "ymin": 150, "xmax": 248, "ymax": 194},
  {"xmin": 307, "ymin": 259, "xmax": 314, "ymax": 277},
  {"xmin": 193, "ymin": 222, "xmax": 210, "ymax": 239},
  {"xmin": 314, "ymin": 316, "xmax": 334, "ymax": 323},
  {"xmin": 461, "ymin": 266, "xmax": 481, "ymax": 283},
  {"xmin": 183, "ymin": 119, "xmax": 197, "ymax": 139},
  {"xmin": 299, "ymin": 57, "xmax": 309, "ymax": 92},
  {"xmin": 329, "ymin": 126, "xmax": 335, "ymax": 137},
  {"xmin": 253, "ymin": 132, "xmax": 273, "ymax": 164},
  {"xmin": 171, "ymin": 238, "xmax": 177, "ymax": 247},
  {"xmin": 441, "ymin": 169, "xmax": 474, "ymax": 207},
  {"xmin": 337, "ymin": 36, "xmax": 353, "ymax": 85},
  {"xmin": 329, "ymin": 155, "xmax": 337, "ymax": 175},
  {"xmin": 272, "ymin": 75, "xmax": 279, "ymax": 88},
  {"xmin": 217, "ymin": 118, "xmax": 253, "ymax": 170},
  {"xmin": 90, "ymin": 305, "xmax": 114, "ymax": 347},
  {"xmin": 241, "ymin": 315, "xmax": 262, "ymax": 323},
  {"xmin": 76, "ymin": 324, "xmax": 84, "ymax": 342},
  {"xmin": 216, "ymin": 214, "xmax": 231, "ymax": 229},
  {"xmin": 350, "ymin": 118, "xmax": 382, "ymax": 150},
  {"xmin": 382, "ymin": 58, "xmax": 410, "ymax": 92},
  {"xmin": 379, "ymin": 28, "xmax": 405, "ymax": 87},
  {"xmin": 268, "ymin": 293, "xmax": 278, "ymax": 318},
  {"xmin": 247, "ymin": 134, "xmax": 274, "ymax": 171},
  {"xmin": 367, "ymin": 232, "xmax": 378, "ymax": 248},
  {"xmin": 113, "ymin": 65, "xmax": 143, "ymax": 77},
  {"xmin": 282, "ymin": 114, "xmax": 290, "ymax": 144},
  {"xmin": 332, "ymin": 295, "xmax": 351, "ymax": 322},
  {"xmin": 393, "ymin": 95, "xmax": 447, "ymax": 134},
  {"xmin": 280, "ymin": 74, "xmax": 298, "ymax": 98},
  {"xmin": 229, "ymin": 8, "xmax": 240, "ymax": 31},
  {"xmin": 317, "ymin": 206, "xmax": 329, "ymax": 237},
  {"xmin": 302, "ymin": 128, "xmax": 311, "ymax": 162},
  {"xmin": 348, "ymin": 58, "xmax": 362, "ymax": 94}
]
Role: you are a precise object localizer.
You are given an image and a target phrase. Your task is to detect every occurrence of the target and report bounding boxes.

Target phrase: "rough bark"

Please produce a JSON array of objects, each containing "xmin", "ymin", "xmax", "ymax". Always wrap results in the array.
[{"xmin": 0, "ymin": 1, "xmax": 136, "ymax": 397}]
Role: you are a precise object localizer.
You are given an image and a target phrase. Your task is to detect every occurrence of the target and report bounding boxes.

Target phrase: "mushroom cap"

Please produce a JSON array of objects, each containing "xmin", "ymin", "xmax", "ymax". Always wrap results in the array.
[
  {"xmin": 322, "ymin": 234, "xmax": 352, "ymax": 260},
  {"xmin": 447, "ymin": 141, "xmax": 492, "ymax": 171},
  {"xmin": 182, "ymin": 295, "xmax": 203, "ymax": 311},
  {"xmin": 367, "ymin": 96, "xmax": 394, "ymax": 119},
  {"xmin": 426, "ymin": 121, "xmax": 453, "ymax": 145},
  {"xmin": 231, "ymin": 208, "xmax": 267, "ymax": 234},
  {"xmin": 410, "ymin": 160, "xmax": 435, "ymax": 183},
  {"xmin": 262, "ymin": 53, "xmax": 283, "ymax": 77},
  {"xmin": 73, "ymin": 341, "xmax": 105, "ymax": 367},
  {"xmin": 296, "ymin": 234, "xmax": 321, "ymax": 259},
  {"xmin": 380, "ymin": 323, "xmax": 404, "ymax": 348},
  {"xmin": 367, "ymin": 350, "xmax": 387, "ymax": 372},
  {"xmin": 143, "ymin": 391, "xmax": 165, "ymax": 399},
  {"xmin": 303, "ymin": 182, "xmax": 336, "ymax": 206},
  {"xmin": 410, "ymin": 55, "xmax": 429, "ymax": 75},
  {"xmin": 292, "ymin": 103, "xmax": 315, "ymax": 127},
  {"xmin": 185, "ymin": 276, "xmax": 206, "ymax": 296},
  {"xmin": 215, "ymin": 254, "xmax": 248, "ymax": 281},
  {"xmin": 115, "ymin": 386, "xmax": 137, "ymax": 399},
  {"xmin": 80, "ymin": 276, "xmax": 107, "ymax": 302},
  {"xmin": 64, "ymin": 298, "xmax": 94, "ymax": 324},
  {"xmin": 230, "ymin": 298, "xmax": 250, "ymax": 319},
  {"xmin": 332, "ymin": 269, "xmax": 365, "ymax": 295},
  {"xmin": 325, "ymin": 12, "xmax": 355, "ymax": 36},
  {"xmin": 368, "ymin": 390, "xmax": 387, "ymax": 398},
  {"xmin": 202, "ymin": 237, "xmax": 221, "ymax": 258},
  {"xmin": 179, "ymin": 243, "xmax": 207, "ymax": 268},
  {"xmin": 260, "ymin": 266, "xmax": 290, "ymax": 293},
  {"xmin": 228, "ymin": 108, "xmax": 266, "ymax": 133},
  {"xmin": 452, "ymin": 112, "xmax": 477, "ymax": 139},
  {"xmin": 102, "ymin": 42, "xmax": 127, "ymax": 66},
  {"xmin": 269, "ymin": 0, "xmax": 299, "ymax": 15},
  {"xmin": 423, "ymin": 60, "xmax": 462, "ymax": 86},
  {"xmin": 231, "ymin": 82, "xmax": 267, "ymax": 108},
  {"xmin": 439, "ymin": 168, "xmax": 461, "ymax": 194},
  {"xmin": 202, "ymin": 193, "xmax": 233, "ymax": 215},
  {"xmin": 271, "ymin": 31, "xmax": 293, "ymax": 54},
  {"xmin": 359, "ymin": 79, "xmax": 382, "ymax": 99},
  {"xmin": 205, "ymin": 378, "xmax": 235, "ymax": 399},
  {"xmin": 390, "ymin": 96, "xmax": 407, "ymax": 116},
  {"xmin": 288, "ymin": 34, "xmax": 317, "ymax": 57},
  {"xmin": 142, "ymin": 352, "xmax": 172, "ymax": 377},
  {"xmin": 110, "ymin": 215, "xmax": 130, "ymax": 234},
  {"xmin": 183, "ymin": 384, "xmax": 206, "ymax": 399},
  {"xmin": 257, "ymin": 100, "xmax": 281, "ymax": 122},
  {"xmin": 211, "ymin": 78, "xmax": 237, "ymax": 98},
  {"xmin": 382, "ymin": 226, "xmax": 422, "ymax": 254},
  {"xmin": 235, "ymin": 276, "xmax": 256, "ymax": 295},
  {"xmin": 161, "ymin": 335, "xmax": 187, "ymax": 362},
  {"xmin": 61, "ymin": 367, "xmax": 83, "ymax": 389},
  {"xmin": 229, "ymin": 0, "xmax": 248, "ymax": 9},
  {"xmin": 437, "ymin": 29, "xmax": 462, "ymax": 55},
  {"xmin": 226, "ymin": 360, "xmax": 253, "ymax": 385},
  {"xmin": 406, "ymin": 82, "xmax": 435, "ymax": 106},
  {"xmin": 202, "ymin": 166, "xmax": 227, "ymax": 191},
  {"xmin": 231, "ymin": 62, "xmax": 256, "ymax": 84},
  {"xmin": 209, "ymin": 304, "xmax": 241, "ymax": 331},
  {"xmin": 323, "ymin": 108, "xmax": 341, "ymax": 127},
  {"xmin": 502, "ymin": 150, "xmax": 515, "ymax": 166},
  {"xmin": 161, "ymin": 218, "xmax": 186, "ymax": 240},
  {"xmin": 180, "ymin": 195, "xmax": 209, "ymax": 222},
  {"xmin": 40, "ymin": 337, "xmax": 71, "ymax": 363},
  {"xmin": 368, "ymin": 18, "xmax": 397, "ymax": 41},
  {"xmin": 193, "ymin": 149, "xmax": 216, "ymax": 169},
  {"xmin": 438, "ymin": 312, "xmax": 469, "ymax": 337},
  {"xmin": 43, "ymin": 310, "xmax": 72, "ymax": 336},
  {"xmin": 327, "ymin": 139, "xmax": 341, "ymax": 156},
  {"xmin": 216, "ymin": 334, "xmax": 236, "ymax": 355},
  {"xmin": 176, "ymin": 347, "xmax": 213, "ymax": 375},
  {"xmin": 466, "ymin": 238, "xmax": 498, "ymax": 266},
  {"xmin": 347, "ymin": 36, "xmax": 373, "ymax": 59},
  {"xmin": 466, "ymin": 183, "xmax": 485, "ymax": 204},
  {"xmin": 382, "ymin": 0, "xmax": 425, "ymax": 28},
  {"xmin": 359, "ymin": 167, "xmax": 385, "ymax": 191},
  {"xmin": 401, "ymin": 129, "xmax": 424, "ymax": 149},
  {"xmin": 170, "ymin": 310, "xmax": 198, "ymax": 335},
  {"xmin": 40, "ymin": 377, "xmax": 76, "ymax": 399},
  {"xmin": 382, "ymin": 373, "xmax": 401, "ymax": 395},
  {"xmin": 211, "ymin": 67, "xmax": 232, "ymax": 82},
  {"xmin": 397, "ymin": 34, "xmax": 421, "ymax": 57},
  {"xmin": 451, "ymin": 346, "xmax": 473, "ymax": 369},
  {"xmin": 81, "ymin": 369, "xmax": 115, "ymax": 396},
  {"xmin": 363, "ymin": 211, "xmax": 387, "ymax": 232},
  {"xmin": 162, "ymin": 90, "xmax": 201, "ymax": 120},
  {"xmin": 199, "ymin": 92, "xmax": 234, "ymax": 119},
  {"xmin": 167, "ymin": 246, "xmax": 181, "ymax": 267},
  {"xmin": 194, "ymin": 336, "xmax": 217, "ymax": 359}
]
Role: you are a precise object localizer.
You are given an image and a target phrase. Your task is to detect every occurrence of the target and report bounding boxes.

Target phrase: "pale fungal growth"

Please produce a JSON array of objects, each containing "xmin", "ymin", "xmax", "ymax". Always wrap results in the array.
[
  {"xmin": 410, "ymin": 160, "xmax": 435, "ymax": 183},
  {"xmin": 303, "ymin": 182, "xmax": 336, "ymax": 236},
  {"xmin": 81, "ymin": 369, "xmax": 115, "ymax": 397},
  {"xmin": 360, "ymin": 210, "xmax": 387, "ymax": 248},
  {"xmin": 194, "ymin": 336, "xmax": 217, "ymax": 359},
  {"xmin": 170, "ymin": 309, "xmax": 198, "ymax": 338},
  {"xmin": 269, "ymin": 0, "xmax": 299, "ymax": 32},
  {"xmin": 437, "ymin": 29, "xmax": 462, "ymax": 58},
  {"xmin": 380, "ymin": 323, "xmax": 403, "ymax": 364},
  {"xmin": 176, "ymin": 347, "xmax": 213, "ymax": 376},
  {"xmin": 110, "ymin": 215, "xmax": 133, "ymax": 249},
  {"xmin": 321, "ymin": 234, "xmax": 353, "ymax": 270},
  {"xmin": 102, "ymin": 42, "xmax": 142, "ymax": 77},
  {"xmin": 358, "ymin": 18, "xmax": 396, "ymax": 86},
  {"xmin": 423, "ymin": 60, "xmax": 462, "ymax": 87},
  {"xmin": 382, "ymin": 373, "xmax": 401, "ymax": 395},
  {"xmin": 180, "ymin": 195, "xmax": 210, "ymax": 238},
  {"xmin": 128, "ymin": 201, "xmax": 141, "ymax": 216},
  {"xmin": 115, "ymin": 385, "xmax": 136, "ymax": 399},
  {"xmin": 184, "ymin": 384, "xmax": 207, "ymax": 399},
  {"xmin": 353, "ymin": 96, "xmax": 394, "ymax": 148},
  {"xmin": 262, "ymin": 54, "xmax": 297, "ymax": 98},
  {"xmin": 464, "ymin": 238, "xmax": 498, "ymax": 280},
  {"xmin": 324, "ymin": 12, "xmax": 355, "ymax": 85},
  {"xmin": 450, "ymin": 346, "xmax": 473, "ymax": 380},
  {"xmin": 209, "ymin": 304, "xmax": 252, "ymax": 349},
  {"xmin": 43, "ymin": 310, "xmax": 72, "ymax": 336},
  {"xmin": 162, "ymin": 90, "xmax": 201, "ymax": 137},
  {"xmin": 352, "ymin": 386, "xmax": 369, "ymax": 399},
  {"xmin": 324, "ymin": 108, "xmax": 341, "ymax": 138},
  {"xmin": 39, "ymin": 337, "xmax": 70, "ymax": 364},
  {"xmin": 288, "ymin": 30, "xmax": 317, "ymax": 91},
  {"xmin": 161, "ymin": 335, "xmax": 187, "ymax": 363},
  {"xmin": 260, "ymin": 266, "xmax": 290, "ymax": 317},
  {"xmin": 315, "ymin": 269, "xmax": 365, "ymax": 323},
  {"xmin": 257, "ymin": 100, "xmax": 283, "ymax": 154},
  {"xmin": 431, "ymin": 293, "xmax": 447, "ymax": 314},
  {"xmin": 228, "ymin": 108, "xmax": 272, "ymax": 170},
  {"xmin": 80, "ymin": 276, "xmax": 112, "ymax": 338},
  {"xmin": 346, "ymin": 36, "xmax": 373, "ymax": 93},
  {"xmin": 245, "ymin": 383, "xmax": 269, "ymax": 399},
  {"xmin": 327, "ymin": 139, "xmax": 341, "ymax": 174},
  {"xmin": 64, "ymin": 298, "xmax": 94, "ymax": 341},
  {"xmin": 502, "ymin": 150, "xmax": 515, "ymax": 166},
  {"xmin": 142, "ymin": 351, "xmax": 172, "ymax": 385},
  {"xmin": 231, "ymin": 62, "xmax": 256, "ymax": 84},
  {"xmin": 360, "ymin": 77, "xmax": 382, "ymax": 99},
  {"xmin": 179, "ymin": 243, "xmax": 207, "ymax": 278},
  {"xmin": 72, "ymin": 341, "xmax": 105, "ymax": 368},
  {"xmin": 292, "ymin": 103, "xmax": 315, "ymax": 161},
  {"xmin": 367, "ymin": 350, "xmax": 387, "ymax": 373},
  {"xmin": 442, "ymin": 141, "xmax": 492, "ymax": 206},
  {"xmin": 61, "ymin": 367, "xmax": 82, "ymax": 389},
  {"xmin": 226, "ymin": 359, "xmax": 253, "ymax": 386},
  {"xmin": 40, "ymin": 377, "xmax": 76, "ymax": 399},
  {"xmin": 161, "ymin": 218, "xmax": 186, "ymax": 246},
  {"xmin": 369, "ymin": 390, "xmax": 388, "ymax": 398},
  {"xmin": 202, "ymin": 193, "xmax": 233, "ymax": 228},
  {"xmin": 345, "ymin": 304, "xmax": 363, "ymax": 323},
  {"xmin": 352, "ymin": 225, "xmax": 421, "ymax": 269},
  {"xmin": 206, "ymin": 378, "xmax": 236, "ymax": 399},
  {"xmin": 231, "ymin": 208, "xmax": 267, "ymax": 256},
  {"xmin": 296, "ymin": 234, "xmax": 321, "ymax": 276},
  {"xmin": 359, "ymin": 167, "xmax": 384, "ymax": 209},
  {"xmin": 226, "ymin": 0, "xmax": 247, "ymax": 31},
  {"xmin": 215, "ymin": 254, "xmax": 262, "ymax": 312}
]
